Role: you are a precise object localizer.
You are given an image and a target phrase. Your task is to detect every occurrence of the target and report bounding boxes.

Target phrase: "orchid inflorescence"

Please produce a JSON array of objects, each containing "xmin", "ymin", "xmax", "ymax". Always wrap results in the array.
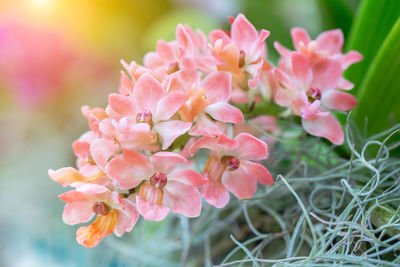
[{"xmin": 48, "ymin": 14, "xmax": 362, "ymax": 248}]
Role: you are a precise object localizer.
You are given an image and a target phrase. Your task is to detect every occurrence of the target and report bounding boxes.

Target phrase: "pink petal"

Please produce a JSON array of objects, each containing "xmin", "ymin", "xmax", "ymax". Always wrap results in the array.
[
  {"xmin": 337, "ymin": 77, "xmax": 354, "ymax": 90},
  {"xmin": 143, "ymin": 51, "xmax": 164, "ymax": 70},
  {"xmin": 202, "ymin": 71, "xmax": 231, "ymax": 103},
  {"xmin": 205, "ymin": 102, "xmax": 244, "ymax": 123},
  {"xmin": 73, "ymin": 183, "xmax": 111, "ymax": 195},
  {"xmin": 341, "ymin": 50, "xmax": 363, "ymax": 69},
  {"xmin": 292, "ymin": 52, "xmax": 312, "ymax": 86},
  {"xmin": 168, "ymin": 169, "xmax": 207, "ymax": 188},
  {"xmin": 209, "ymin": 29, "xmax": 231, "ymax": 46},
  {"xmin": 321, "ymin": 90, "xmax": 357, "ymax": 111},
  {"xmin": 48, "ymin": 167, "xmax": 87, "ymax": 187},
  {"xmin": 233, "ymin": 133, "xmax": 268, "ymax": 160},
  {"xmin": 241, "ymin": 160, "xmax": 273, "ymax": 185},
  {"xmin": 149, "ymin": 152, "xmax": 187, "ymax": 174},
  {"xmin": 179, "ymin": 56, "xmax": 199, "ymax": 88},
  {"xmin": 62, "ymin": 201, "xmax": 94, "ymax": 225},
  {"xmin": 222, "ymin": 166, "xmax": 258, "ymax": 199},
  {"xmin": 291, "ymin": 28, "xmax": 311, "ymax": 50},
  {"xmin": 153, "ymin": 120, "xmax": 192, "ymax": 150},
  {"xmin": 202, "ymin": 181, "xmax": 230, "ymax": 208},
  {"xmin": 133, "ymin": 73, "xmax": 165, "ymax": 114},
  {"xmin": 217, "ymin": 134, "xmax": 239, "ymax": 152},
  {"xmin": 274, "ymin": 41, "xmax": 292, "ymax": 59},
  {"xmin": 316, "ymin": 29, "xmax": 343, "ymax": 55},
  {"xmin": 165, "ymin": 180, "xmax": 202, "ymax": 217},
  {"xmin": 136, "ymin": 195, "xmax": 170, "ymax": 221},
  {"xmin": 249, "ymin": 29, "xmax": 269, "ymax": 59},
  {"xmin": 311, "ymin": 58, "xmax": 343, "ymax": 90},
  {"xmin": 188, "ymin": 113, "xmax": 224, "ymax": 137},
  {"xmin": 176, "ymin": 24, "xmax": 193, "ymax": 54},
  {"xmin": 105, "ymin": 150, "xmax": 152, "ymax": 190},
  {"xmin": 231, "ymin": 14, "xmax": 258, "ymax": 52},
  {"xmin": 90, "ymin": 139, "xmax": 119, "ymax": 170},
  {"xmin": 156, "ymin": 40, "xmax": 176, "ymax": 62},
  {"xmin": 72, "ymin": 140, "xmax": 90, "ymax": 159},
  {"xmin": 114, "ymin": 199, "xmax": 140, "ymax": 237},
  {"xmin": 108, "ymin": 93, "xmax": 136, "ymax": 117},
  {"xmin": 189, "ymin": 136, "xmax": 219, "ymax": 157},
  {"xmin": 302, "ymin": 113, "xmax": 344, "ymax": 145},
  {"xmin": 155, "ymin": 91, "xmax": 186, "ymax": 121}
]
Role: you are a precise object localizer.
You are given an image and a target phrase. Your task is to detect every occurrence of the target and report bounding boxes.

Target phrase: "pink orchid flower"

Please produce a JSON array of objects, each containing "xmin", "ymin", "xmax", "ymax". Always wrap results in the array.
[
  {"xmin": 189, "ymin": 133, "xmax": 273, "ymax": 208},
  {"xmin": 275, "ymin": 27, "xmax": 362, "ymax": 89},
  {"xmin": 209, "ymin": 14, "xmax": 269, "ymax": 103},
  {"xmin": 106, "ymin": 150, "xmax": 206, "ymax": 221},
  {"xmin": 105, "ymin": 72, "xmax": 191, "ymax": 150},
  {"xmin": 59, "ymin": 183, "xmax": 139, "ymax": 248},
  {"xmin": 167, "ymin": 56, "xmax": 243, "ymax": 136},
  {"xmin": 272, "ymin": 52, "xmax": 357, "ymax": 144}
]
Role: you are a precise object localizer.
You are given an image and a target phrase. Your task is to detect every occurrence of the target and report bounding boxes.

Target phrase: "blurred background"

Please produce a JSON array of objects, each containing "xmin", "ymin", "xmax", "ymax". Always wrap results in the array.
[{"xmin": 0, "ymin": 0, "xmax": 362, "ymax": 266}]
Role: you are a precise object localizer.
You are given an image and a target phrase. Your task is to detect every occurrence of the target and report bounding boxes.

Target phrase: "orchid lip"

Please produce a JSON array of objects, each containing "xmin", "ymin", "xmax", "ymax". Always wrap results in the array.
[
  {"xmin": 92, "ymin": 202, "xmax": 110, "ymax": 216},
  {"xmin": 221, "ymin": 155, "xmax": 240, "ymax": 171}
]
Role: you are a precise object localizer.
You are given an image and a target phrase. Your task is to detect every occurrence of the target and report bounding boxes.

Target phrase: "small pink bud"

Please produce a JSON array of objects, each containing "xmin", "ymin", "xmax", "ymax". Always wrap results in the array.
[
  {"xmin": 221, "ymin": 156, "xmax": 240, "ymax": 171},
  {"xmin": 92, "ymin": 202, "xmax": 110, "ymax": 215},
  {"xmin": 136, "ymin": 109, "xmax": 153, "ymax": 124},
  {"xmin": 150, "ymin": 172, "xmax": 168, "ymax": 188}
]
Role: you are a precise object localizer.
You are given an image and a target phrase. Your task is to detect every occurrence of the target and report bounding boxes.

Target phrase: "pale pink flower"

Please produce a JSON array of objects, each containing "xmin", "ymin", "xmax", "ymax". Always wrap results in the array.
[
  {"xmin": 167, "ymin": 56, "xmax": 243, "ymax": 137},
  {"xmin": 105, "ymin": 73, "xmax": 191, "ymax": 150},
  {"xmin": 106, "ymin": 150, "xmax": 206, "ymax": 221},
  {"xmin": 209, "ymin": 14, "xmax": 269, "ymax": 103},
  {"xmin": 189, "ymin": 133, "xmax": 273, "ymax": 208},
  {"xmin": 59, "ymin": 183, "xmax": 139, "ymax": 248}
]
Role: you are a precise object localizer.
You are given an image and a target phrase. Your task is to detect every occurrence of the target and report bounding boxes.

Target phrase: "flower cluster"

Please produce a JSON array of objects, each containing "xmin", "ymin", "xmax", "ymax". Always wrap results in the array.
[{"xmin": 49, "ymin": 14, "xmax": 361, "ymax": 247}]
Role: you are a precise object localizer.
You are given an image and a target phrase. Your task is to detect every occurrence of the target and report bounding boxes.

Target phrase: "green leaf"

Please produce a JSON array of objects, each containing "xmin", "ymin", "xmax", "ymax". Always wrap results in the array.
[
  {"xmin": 318, "ymin": 0, "xmax": 355, "ymax": 38},
  {"xmin": 345, "ymin": 0, "xmax": 400, "ymax": 95},
  {"xmin": 353, "ymin": 19, "xmax": 400, "ymax": 136}
]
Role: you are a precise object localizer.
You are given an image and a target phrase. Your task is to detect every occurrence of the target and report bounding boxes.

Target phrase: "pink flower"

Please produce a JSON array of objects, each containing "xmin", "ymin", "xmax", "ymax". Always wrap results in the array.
[
  {"xmin": 106, "ymin": 73, "xmax": 192, "ymax": 150},
  {"xmin": 189, "ymin": 133, "xmax": 273, "ymax": 208},
  {"xmin": 59, "ymin": 183, "xmax": 139, "ymax": 248},
  {"xmin": 168, "ymin": 56, "xmax": 243, "ymax": 136},
  {"xmin": 106, "ymin": 150, "xmax": 206, "ymax": 221},
  {"xmin": 271, "ymin": 51, "xmax": 358, "ymax": 144},
  {"xmin": 209, "ymin": 14, "xmax": 269, "ymax": 102}
]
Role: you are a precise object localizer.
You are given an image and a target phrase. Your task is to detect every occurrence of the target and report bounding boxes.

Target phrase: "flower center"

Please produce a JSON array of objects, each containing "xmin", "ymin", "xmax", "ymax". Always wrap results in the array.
[
  {"xmin": 136, "ymin": 109, "xmax": 153, "ymax": 124},
  {"xmin": 178, "ymin": 87, "xmax": 208, "ymax": 122},
  {"xmin": 238, "ymin": 50, "xmax": 246, "ymax": 68},
  {"xmin": 307, "ymin": 87, "xmax": 321, "ymax": 101},
  {"xmin": 221, "ymin": 155, "xmax": 240, "ymax": 171},
  {"xmin": 92, "ymin": 202, "xmax": 110, "ymax": 216},
  {"xmin": 150, "ymin": 172, "xmax": 168, "ymax": 188},
  {"xmin": 166, "ymin": 61, "xmax": 180, "ymax": 74}
]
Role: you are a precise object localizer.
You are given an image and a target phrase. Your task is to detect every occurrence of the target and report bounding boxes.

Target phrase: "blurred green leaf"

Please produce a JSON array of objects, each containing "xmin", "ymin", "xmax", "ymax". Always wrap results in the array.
[
  {"xmin": 318, "ymin": 0, "xmax": 355, "ymax": 38},
  {"xmin": 353, "ymin": 19, "xmax": 400, "ymax": 136},
  {"xmin": 345, "ymin": 0, "xmax": 400, "ymax": 95}
]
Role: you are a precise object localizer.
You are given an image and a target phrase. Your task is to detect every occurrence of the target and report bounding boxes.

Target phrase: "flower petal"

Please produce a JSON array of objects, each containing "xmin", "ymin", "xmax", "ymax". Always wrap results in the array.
[
  {"xmin": 153, "ymin": 120, "xmax": 192, "ymax": 150},
  {"xmin": 302, "ymin": 113, "xmax": 344, "ymax": 145},
  {"xmin": 165, "ymin": 180, "xmax": 202, "ymax": 217},
  {"xmin": 202, "ymin": 71, "xmax": 231, "ymax": 103},
  {"xmin": 155, "ymin": 91, "xmax": 186, "ymax": 121},
  {"xmin": 291, "ymin": 27, "xmax": 311, "ymax": 50},
  {"xmin": 202, "ymin": 181, "xmax": 230, "ymax": 208},
  {"xmin": 321, "ymin": 90, "xmax": 357, "ymax": 111},
  {"xmin": 168, "ymin": 169, "xmax": 206, "ymax": 188},
  {"xmin": 48, "ymin": 167, "xmax": 88, "ymax": 187},
  {"xmin": 188, "ymin": 113, "xmax": 224, "ymax": 137},
  {"xmin": 134, "ymin": 73, "xmax": 165, "ymax": 114},
  {"xmin": 149, "ymin": 152, "xmax": 187, "ymax": 174},
  {"xmin": 90, "ymin": 139, "xmax": 119, "ymax": 171},
  {"xmin": 108, "ymin": 93, "xmax": 136, "ymax": 117},
  {"xmin": 114, "ymin": 199, "xmax": 140, "ymax": 237},
  {"xmin": 222, "ymin": 166, "xmax": 257, "ymax": 199},
  {"xmin": 231, "ymin": 14, "xmax": 258, "ymax": 52},
  {"xmin": 291, "ymin": 52, "xmax": 312, "ymax": 86},
  {"xmin": 241, "ymin": 160, "xmax": 273, "ymax": 185},
  {"xmin": 205, "ymin": 102, "xmax": 244, "ymax": 123},
  {"xmin": 105, "ymin": 150, "xmax": 152, "ymax": 190},
  {"xmin": 316, "ymin": 29, "xmax": 343, "ymax": 55},
  {"xmin": 136, "ymin": 195, "xmax": 170, "ymax": 221},
  {"xmin": 311, "ymin": 58, "xmax": 342, "ymax": 91},
  {"xmin": 233, "ymin": 133, "xmax": 268, "ymax": 160},
  {"xmin": 62, "ymin": 201, "xmax": 94, "ymax": 225}
]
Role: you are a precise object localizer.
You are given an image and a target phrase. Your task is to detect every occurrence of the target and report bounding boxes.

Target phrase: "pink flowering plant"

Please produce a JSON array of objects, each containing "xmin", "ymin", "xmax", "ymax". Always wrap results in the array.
[{"xmin": 49, "ymin": 14, "xmax": 362, "ymax": 248}]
